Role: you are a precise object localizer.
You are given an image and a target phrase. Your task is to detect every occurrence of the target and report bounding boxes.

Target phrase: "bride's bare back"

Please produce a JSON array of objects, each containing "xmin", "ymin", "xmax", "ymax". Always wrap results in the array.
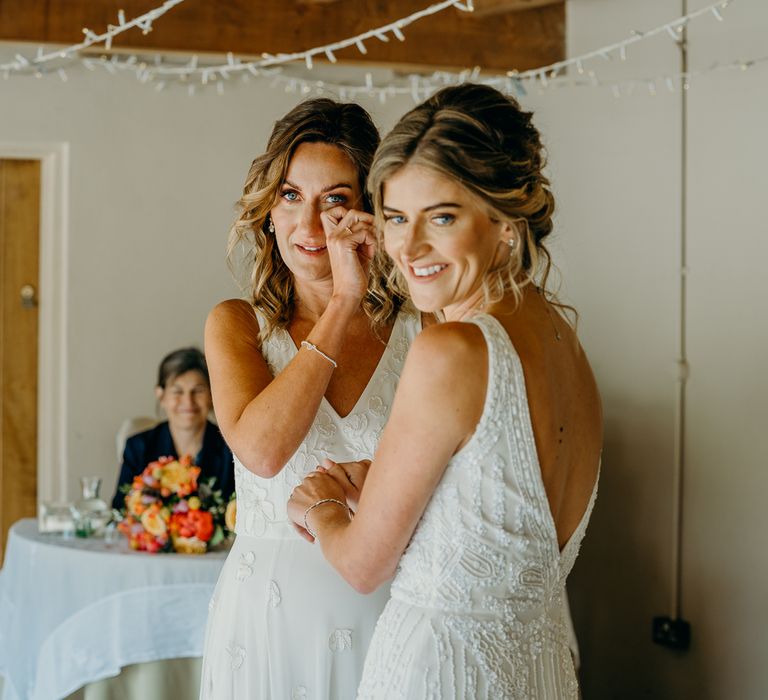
[{"xmin": 491, "ymin": 286, "xmax": 602, "ymax": 550}]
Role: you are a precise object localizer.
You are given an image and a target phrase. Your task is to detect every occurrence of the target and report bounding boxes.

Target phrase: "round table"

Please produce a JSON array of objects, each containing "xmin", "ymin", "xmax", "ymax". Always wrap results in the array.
[{"xmin": 0, "ymin": 519, "xmax": 228, "ymax": 700}]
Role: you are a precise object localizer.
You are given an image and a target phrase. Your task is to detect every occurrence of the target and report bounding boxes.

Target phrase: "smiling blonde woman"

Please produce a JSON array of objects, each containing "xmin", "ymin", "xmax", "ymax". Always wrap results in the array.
[{"xmin": 288, "ymin": 84, "xmax": 603, "ymax": 699}]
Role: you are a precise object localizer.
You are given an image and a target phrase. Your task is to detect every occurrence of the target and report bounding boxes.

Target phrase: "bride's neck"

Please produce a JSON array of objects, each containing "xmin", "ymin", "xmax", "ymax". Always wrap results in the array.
[{"xmin": 442, "ymin": 288, "xmax": 487, "ymax": 322}]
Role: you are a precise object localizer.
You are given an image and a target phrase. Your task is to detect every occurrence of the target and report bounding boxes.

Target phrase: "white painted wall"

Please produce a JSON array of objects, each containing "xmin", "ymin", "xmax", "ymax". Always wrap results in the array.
[
  {"xmin": 0, "ymin": 0, "xmax": 766, "ymax": 694},
  {"xmin": 535, "ymin": 1, "xmax": 768, "ymax": 698}
]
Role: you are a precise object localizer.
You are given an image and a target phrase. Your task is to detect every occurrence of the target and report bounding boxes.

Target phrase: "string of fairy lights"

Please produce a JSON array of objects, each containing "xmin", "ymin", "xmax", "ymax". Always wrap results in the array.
[
  {"xmin": 0, "ymin": 0, "xmax": 186, "ymax": 80},
  {"xmin": 0, "ymin": 0, "xmax": 762, "ymax": 99},
  {"xmin": 0, "ymin": 0, "xmax": 471, "ymax": 83}
]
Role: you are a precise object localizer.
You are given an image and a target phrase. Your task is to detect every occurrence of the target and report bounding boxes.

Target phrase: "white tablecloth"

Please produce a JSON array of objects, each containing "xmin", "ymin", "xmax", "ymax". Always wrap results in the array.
[{"xmin": 0, "ymin": 519, "xmax": 227, "ymax": 700}]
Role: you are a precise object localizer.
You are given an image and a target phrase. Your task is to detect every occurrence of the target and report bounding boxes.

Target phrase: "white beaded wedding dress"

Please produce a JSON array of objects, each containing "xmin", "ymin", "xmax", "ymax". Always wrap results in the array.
[
  {"xmin": 200, "ymin": 309, "xmax": 421, "ymax": 700},
  {"xmin": 357, "ymin": 314, "xmax": 599, "ymax": 699}
]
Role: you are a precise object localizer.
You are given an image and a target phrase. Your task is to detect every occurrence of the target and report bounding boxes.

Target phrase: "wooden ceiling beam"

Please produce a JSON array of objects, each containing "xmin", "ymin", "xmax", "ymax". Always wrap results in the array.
[
  {"xmin": 0, "ymin": 0, "xmax": 564, "ymax": 72},
  {"xmin": 470, "ymin": 0, "xmax": 563, "ymax": 18}
]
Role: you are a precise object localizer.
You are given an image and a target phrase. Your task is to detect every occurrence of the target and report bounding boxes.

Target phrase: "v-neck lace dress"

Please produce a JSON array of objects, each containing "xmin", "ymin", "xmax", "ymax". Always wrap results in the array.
[
  {"xmin": 357, "ymin": 314, "xmax": 599, "ymax": 699},
  {"xmin": 200, "ymin": 309, "xmax": 421, "ymax": 700}
]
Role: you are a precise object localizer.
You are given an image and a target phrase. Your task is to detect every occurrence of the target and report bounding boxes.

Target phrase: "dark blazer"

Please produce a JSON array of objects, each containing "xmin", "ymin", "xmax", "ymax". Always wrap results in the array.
[{"xmin": 112, "ymin": 420, "xmax": 235, "ymax": 510}]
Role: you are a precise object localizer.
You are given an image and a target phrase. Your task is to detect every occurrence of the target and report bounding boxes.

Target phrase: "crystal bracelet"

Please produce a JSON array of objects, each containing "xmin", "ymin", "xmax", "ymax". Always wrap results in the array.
[
  {"xmin": 300, "ymin": 340, "xmax": 338, "ymax": 368},
  {"xmin": 303, "ymin": 498, "xmax": 351, "ymax": 539}
]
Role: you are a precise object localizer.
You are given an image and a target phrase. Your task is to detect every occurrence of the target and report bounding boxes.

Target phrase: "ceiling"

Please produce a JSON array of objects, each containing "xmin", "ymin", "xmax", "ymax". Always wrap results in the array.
[{"xmin": 0, "ymin": 0, "xmax": 565, "ymax": 73}]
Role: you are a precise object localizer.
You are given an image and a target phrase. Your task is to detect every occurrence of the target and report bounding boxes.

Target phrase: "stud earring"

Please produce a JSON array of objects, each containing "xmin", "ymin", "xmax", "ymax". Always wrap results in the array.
[{"xmin": 268, "ymin": 217, "xmax": 275, "ymax": 234}]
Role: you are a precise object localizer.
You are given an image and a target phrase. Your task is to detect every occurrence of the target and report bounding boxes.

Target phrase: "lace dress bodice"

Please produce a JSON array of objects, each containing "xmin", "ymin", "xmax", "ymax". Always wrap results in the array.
[
  {"xmin": 234, "ymin": 309, "xmax": 419, "ymax": 540},
  {"xmin": 358, "ymin": 314, "xmax": 599, "ymax": 699}
]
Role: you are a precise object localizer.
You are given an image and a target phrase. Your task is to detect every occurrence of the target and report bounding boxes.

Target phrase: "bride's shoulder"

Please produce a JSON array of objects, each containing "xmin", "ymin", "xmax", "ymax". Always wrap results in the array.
[
  {"xmin": 405, "ymin": 321, "xmax": 487, "ymax": 378},
  {"xmin": 396, "ymin": 322, "xmax": 488, "ymax": 432}
]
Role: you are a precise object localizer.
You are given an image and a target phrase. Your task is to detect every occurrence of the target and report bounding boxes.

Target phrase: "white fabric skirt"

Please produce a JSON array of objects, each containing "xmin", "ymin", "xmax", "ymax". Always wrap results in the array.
[{"xmin": 200, "ymin": 533, "xmax": 390, "ymax": 699}]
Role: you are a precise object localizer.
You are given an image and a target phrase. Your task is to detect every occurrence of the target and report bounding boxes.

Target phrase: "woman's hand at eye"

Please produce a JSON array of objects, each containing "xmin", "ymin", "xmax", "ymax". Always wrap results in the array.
[{"xmin": 321, "ymin": 207, "xmax": 377, "ymax": 307}]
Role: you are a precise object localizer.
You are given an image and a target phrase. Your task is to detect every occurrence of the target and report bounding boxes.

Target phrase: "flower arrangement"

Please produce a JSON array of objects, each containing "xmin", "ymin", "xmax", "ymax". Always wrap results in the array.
[{"xmin": 118, "ymin": 455, "xmax": 232, "ymax": 553}]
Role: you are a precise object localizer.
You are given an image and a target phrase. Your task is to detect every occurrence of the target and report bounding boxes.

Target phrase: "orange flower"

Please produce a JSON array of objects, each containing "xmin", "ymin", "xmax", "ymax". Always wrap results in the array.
[{"xmin": 171, "ymin": 509, "xmax": 214, "ymax": 542}]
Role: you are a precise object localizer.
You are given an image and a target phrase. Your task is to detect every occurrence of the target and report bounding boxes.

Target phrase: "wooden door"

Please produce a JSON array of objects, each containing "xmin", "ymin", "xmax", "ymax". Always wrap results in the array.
[{"xmin": 0, "ymin": 158, "xmax": 40, "ymax": 565}]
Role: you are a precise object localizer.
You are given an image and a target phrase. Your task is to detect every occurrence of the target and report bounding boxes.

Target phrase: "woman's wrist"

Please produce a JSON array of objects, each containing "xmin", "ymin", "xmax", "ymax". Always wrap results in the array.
[
  {"xmin": 327, "ymin": 293, "xmax": 362, "ymax": 316},
  {"xmin": 303, "ymin": 498, "xmax": 352, "ymax": 539},
  {"xmin": 303, "ymin": 295, "xmax": 360, "ymax": 360}
]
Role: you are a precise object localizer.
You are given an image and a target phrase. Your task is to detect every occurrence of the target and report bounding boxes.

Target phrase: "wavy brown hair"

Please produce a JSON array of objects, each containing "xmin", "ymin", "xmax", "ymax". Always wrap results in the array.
[
  {"xmin": 228, "ymin": 98, "xmax": 404, "ymax": 338},
  {"xmin": 368, "ymin": 83, "xmax": 574, "ymax": 321}
]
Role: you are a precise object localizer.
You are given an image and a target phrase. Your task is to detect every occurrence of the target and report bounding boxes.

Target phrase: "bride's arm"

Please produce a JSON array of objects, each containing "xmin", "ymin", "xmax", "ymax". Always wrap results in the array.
[
  {"xmin": 287, "ymin": 322, "xmax": 488, "ymax": 592},
  {"xmin": 206, "ymin": 295, "xmax": 357, "ymax": 479}
]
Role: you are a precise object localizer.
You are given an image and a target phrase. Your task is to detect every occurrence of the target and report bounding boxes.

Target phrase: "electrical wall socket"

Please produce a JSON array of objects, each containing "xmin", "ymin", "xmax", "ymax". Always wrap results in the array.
[{"xmin": 652, "ymin": 616, "xmax": 691, "ymax": 650}]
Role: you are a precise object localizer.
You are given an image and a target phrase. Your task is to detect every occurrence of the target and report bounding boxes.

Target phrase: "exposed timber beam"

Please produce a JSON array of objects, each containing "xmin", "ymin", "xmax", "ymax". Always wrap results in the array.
[
  {"xmin": 0, "ymin": 0, "xmax": 565, "ymax": 72},
  {"xmin": 471, "ymin": 0, "xmax": 563, "ymax": 19}
]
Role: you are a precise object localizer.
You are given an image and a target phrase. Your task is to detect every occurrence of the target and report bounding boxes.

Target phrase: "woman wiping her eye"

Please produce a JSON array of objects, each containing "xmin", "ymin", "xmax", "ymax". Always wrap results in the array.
[{"xmin": 198, "ymin": 98, "xmax": 424, "ymax": 699}]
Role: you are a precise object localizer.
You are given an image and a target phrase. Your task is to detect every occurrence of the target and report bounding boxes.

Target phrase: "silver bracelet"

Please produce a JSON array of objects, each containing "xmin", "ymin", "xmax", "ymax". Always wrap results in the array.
[
  {"xmin": 300, "ymin": 340, "xmax": 338, "ymax": 368},
  {"xmin": 303, "ymin": 498, "xmax": 351, "ymax": 539}
]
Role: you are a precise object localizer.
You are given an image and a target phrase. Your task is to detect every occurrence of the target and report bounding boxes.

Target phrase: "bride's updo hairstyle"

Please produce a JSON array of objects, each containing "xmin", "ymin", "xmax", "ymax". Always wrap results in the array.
[
  {"xmin": 228, "ymin": 98, "xmax": 403, "ymax": 338},
  {"xmin": 369, "ymin": 83, "xmax": 564, "ymax": 313}
]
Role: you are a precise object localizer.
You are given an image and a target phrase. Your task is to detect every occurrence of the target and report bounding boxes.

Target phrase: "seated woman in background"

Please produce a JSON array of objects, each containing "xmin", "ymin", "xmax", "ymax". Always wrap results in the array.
[{"xmin": 111, "ymin": 347, "xmax": 235, "ymax": 510}]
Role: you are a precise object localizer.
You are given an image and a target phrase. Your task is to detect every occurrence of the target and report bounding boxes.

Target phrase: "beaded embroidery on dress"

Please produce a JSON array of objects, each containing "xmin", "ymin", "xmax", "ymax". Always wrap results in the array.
[
  {"xmin": 200, "ymin": 308, "xmax": 421, "ymax": 700},
  {"xmin": 357, "ymin": 314, "xmax": 599, "ymax": 700}
]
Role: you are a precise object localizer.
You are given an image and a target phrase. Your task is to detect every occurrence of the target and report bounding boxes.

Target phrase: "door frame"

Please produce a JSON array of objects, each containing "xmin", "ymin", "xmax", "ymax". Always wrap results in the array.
[{"xmin": 0, "ymin": 141, "xmax": 69, "ymax": 503}]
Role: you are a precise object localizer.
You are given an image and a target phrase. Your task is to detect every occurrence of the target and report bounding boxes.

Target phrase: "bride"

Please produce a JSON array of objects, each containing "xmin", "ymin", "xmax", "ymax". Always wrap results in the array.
[{"xmin": 288, "ymin": 83, "xmax": 603, "ymax": 698}]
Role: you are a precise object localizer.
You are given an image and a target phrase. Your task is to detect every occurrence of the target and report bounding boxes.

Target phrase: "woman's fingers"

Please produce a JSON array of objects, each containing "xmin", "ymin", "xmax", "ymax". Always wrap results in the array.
[
  {"xmin": 334, "ymin": 225, "xmax": 377, "ymax": 266},
  {"xmin": 320, "ymin": 459, "xmax": 369, "ymax": 486},
  {"xmin": 287, "ymin": 488, "xmax": 313, "ymax": 540},
  {"xmin": 340, "ymin": 460, "xmax": 371, "ymax": 491},
  {"xmin": 308, "ymin": 459, "xmax": 363, "ymax": 511},
  {"xmin": 321, "ymin": 208, "xmax": 375, "ymax": 241},
  {"xmin": 324, "ymin": 462, "xmax": 358, "ymax": 491},
  {"xmin": 291, "ymin": 520, "xmax": 315, "ymax": 543},
  {"xmin": 323, "ymin": 462, "xmax": 369, "ymax": 512},
  {"xmin": 320, "ymin": 207, "xmax": 347, "ymax": 235},
  {"xmin": 295, "ymin": 471, "xmax": 347, "ymax": 503},
  {"xmin": 324, "ymin": 206, "xmax": 374, "ymax": 227},
  {"xmin": 321, "ymin": 212, "xmax": 377, "ymax": 266}
]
